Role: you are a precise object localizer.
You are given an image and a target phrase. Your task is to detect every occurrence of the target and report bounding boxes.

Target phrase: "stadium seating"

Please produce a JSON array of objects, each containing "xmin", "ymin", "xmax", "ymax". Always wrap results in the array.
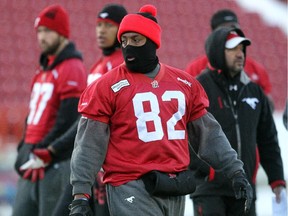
[{"xmin": 0, "ymin": 0, "xmax": 286, "ymax": 144}]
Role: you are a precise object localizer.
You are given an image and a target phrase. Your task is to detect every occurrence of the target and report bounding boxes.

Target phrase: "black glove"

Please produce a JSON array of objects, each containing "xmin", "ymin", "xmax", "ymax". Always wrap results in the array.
[
  {"xmin": 14, "ymin": 142, "xmax": 34, "ymax": 176},
  {"xmin": 69, "ymin": 199, "xmax": 93, "ymax": 216},
  {"xmin": 142, "ymin": 170, "xmax": 206, "ymax": 196},
  {"xmin": 231, "ymin": 172, "xmax": 253, "ymax": 214}
]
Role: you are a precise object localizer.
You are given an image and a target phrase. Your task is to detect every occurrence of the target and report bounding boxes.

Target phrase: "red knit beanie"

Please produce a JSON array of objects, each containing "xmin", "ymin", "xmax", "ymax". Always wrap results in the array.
[
  {"xmin": 34, "ymin": 4, "xmax": 70, "ymax": 38},
  {"xmin": 117, "ymin": 4, "xmax": 161, "ymax": 48}
]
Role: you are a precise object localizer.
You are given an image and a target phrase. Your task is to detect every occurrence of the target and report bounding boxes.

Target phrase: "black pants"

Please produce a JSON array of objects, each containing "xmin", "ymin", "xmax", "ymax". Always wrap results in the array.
[
  {"xmin": 53, "ymin": 184, "xmax": 73, "ymax": 216},
  {"xmin": 192, "ymin": 196, "xmax": 256, "ymax": 216}
]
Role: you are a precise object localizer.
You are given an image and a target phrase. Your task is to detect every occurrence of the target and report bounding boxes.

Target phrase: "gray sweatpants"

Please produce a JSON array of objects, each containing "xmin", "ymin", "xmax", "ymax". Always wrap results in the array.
[
  {"xmin": 12, "ymin": 160, "xmax": 71, "ymax": 216},
  {"xmin": 106, "ymin": 179, "xmax": 185, "ymax": 216}
]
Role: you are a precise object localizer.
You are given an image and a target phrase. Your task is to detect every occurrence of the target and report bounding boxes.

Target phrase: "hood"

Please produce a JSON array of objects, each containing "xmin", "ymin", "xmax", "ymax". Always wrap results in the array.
[{"xmin": 205, "ymin": 27, "xmax": 248, "ymax": 73}]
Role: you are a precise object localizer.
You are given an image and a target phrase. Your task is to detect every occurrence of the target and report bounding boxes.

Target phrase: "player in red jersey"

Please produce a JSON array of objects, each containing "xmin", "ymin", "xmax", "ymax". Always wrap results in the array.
[
  {"xmin": 12, "ymin": 5, "xmax": 87, "ymax": 216},
  {"xmin": 89, "ymin": 4, "xmax": 128, "ymax": 216},
  {"xmin": 50, "ymin": 4, "xmax": 128, "ymax": 216},
  {"xmin": 185, "ymin": 9, "xmax": 274, "ymax": 110},
  {"xmin": 69, "ymin": 5, "xmax": 252, "ymax": 216},
  {"xmin": 88, "ymin": 4, "xmax": 127, "ymax": 85}
]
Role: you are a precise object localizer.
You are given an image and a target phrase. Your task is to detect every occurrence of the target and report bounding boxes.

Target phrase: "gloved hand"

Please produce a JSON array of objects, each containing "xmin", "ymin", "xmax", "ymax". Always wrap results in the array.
[
  {"xmin": 94, "ymin": 171, "xmax": 107, "ymax": 205},
  {"xmin": 33, "ymin": 148, "xmax": 53, "ymax": 164},
  {"xmin": 22, "ymin": 168, "xmax": 45, "ymax": 182},
  {"xmin": 231, "ymin": 171, "xmax": 253, "ymax": 214},
  {"xmin": 69, "ymin": 199, "xmax": 93, "ymax": 216},
  {"xmin": 14, "ymin": 142, "xmax": 34, "ymax": 176},
  {"xmin": 20, "ymin": 153, "xmax": 46, "ymax": 182}
]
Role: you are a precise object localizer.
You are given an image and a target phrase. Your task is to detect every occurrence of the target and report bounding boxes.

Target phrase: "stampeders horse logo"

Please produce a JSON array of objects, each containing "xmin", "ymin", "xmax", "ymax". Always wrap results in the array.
[
  {"xmin": 125, "ymin": 196, "xmax": 135, "ymax": 203},
  {"xmin": 241, "ymin": 97, "xmax": 259, "ymax": 110}
]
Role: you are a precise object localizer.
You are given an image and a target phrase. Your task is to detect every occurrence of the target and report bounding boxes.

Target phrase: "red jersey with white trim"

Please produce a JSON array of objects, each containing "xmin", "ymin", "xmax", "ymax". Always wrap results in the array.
[
  {"xmin": 87, "ymin": 49, "xmax": 123, "ymax": 85},
  {"xmin": 79, "ymin": 63, "xmax": 209, "ymax": 186},
  {"xmin": 25, "ymin": 58, "xmax": 87, "ymax": 144},
  {"xmin": 185, "ymin": 55, "xmax": 272, "ymax": 94}
]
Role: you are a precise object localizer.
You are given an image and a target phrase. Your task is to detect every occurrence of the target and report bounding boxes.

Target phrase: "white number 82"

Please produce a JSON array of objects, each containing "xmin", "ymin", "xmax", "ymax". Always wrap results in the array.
[{"xmin": 132, "ymin": 91, "xmax": 185, "ymax": 142}]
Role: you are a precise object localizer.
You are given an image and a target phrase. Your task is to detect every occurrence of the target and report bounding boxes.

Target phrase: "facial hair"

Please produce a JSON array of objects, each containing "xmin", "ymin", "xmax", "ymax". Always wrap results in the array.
[
  {"xmin": 229, "ymin": 58, "xmax": 244, "ymax": 78},
  {"xmin": 41, "ymin": 37, "xmax": 62, "ymax": 56}
]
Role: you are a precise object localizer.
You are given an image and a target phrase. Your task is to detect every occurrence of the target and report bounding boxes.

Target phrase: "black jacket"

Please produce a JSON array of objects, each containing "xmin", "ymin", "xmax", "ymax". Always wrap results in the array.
[{"xmin": 192, "ymin": 27, "xmax": 285, "ymax": 198}]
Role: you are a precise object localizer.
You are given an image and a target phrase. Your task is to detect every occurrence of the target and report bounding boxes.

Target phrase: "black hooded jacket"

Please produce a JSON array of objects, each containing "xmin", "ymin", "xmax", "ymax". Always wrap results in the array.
[{"xmin": 192, "ymin": 28, "xmax": 285, "ymax": 198}]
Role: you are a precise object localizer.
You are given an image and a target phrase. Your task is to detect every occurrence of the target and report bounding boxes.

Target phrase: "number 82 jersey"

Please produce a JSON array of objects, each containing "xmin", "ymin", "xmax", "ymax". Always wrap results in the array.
[{"xmin": 79, "ymin": 63, "xmax": 209, "ymax": 186}]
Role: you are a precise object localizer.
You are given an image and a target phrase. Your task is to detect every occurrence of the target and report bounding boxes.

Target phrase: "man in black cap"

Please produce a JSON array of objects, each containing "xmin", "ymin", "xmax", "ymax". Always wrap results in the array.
[
  {"xmin": 88, "ymin": 3, "xmax": 128, "ymax": 85},
  {"xmin": 185, "ymin": 9, "xmax": 274, "ymax": 110},
  {"xmin": 88, "ymin": 4, "xmax": 128, "ymax": 216},
  {"xmin": 51, "ymin": 4, "xmax": 127, "ymax": 216}
]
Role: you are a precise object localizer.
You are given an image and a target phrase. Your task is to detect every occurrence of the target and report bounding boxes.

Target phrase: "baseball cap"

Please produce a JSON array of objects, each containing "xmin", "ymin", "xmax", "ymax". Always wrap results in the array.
[
  {"xmin": 211, "ymin": 9, "xmax": 239, "ymax": 30},
  {"xmin": 225, "ymin": 31, "xmax": 251, "ymax": 49}
]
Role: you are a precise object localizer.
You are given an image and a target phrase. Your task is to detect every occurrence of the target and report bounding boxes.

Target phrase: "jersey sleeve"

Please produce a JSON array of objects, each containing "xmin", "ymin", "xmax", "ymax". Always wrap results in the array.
[
  {"xmin": 57, "ymin": 59, "xmax": 87, "ymax": 100},
  {"xmin": 78, "ymin": 79, "xmax": 113, "ymax": 124},
  {"xmin": 188, "ymin": 78, "xmax": 209, "ymax": 121}
]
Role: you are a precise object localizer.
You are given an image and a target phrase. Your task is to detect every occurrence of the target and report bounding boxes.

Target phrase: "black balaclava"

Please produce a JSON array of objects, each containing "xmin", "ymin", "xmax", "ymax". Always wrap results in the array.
[{"xmin": 122, "ymin": 37, "xmax": 159, "ymax": 73}]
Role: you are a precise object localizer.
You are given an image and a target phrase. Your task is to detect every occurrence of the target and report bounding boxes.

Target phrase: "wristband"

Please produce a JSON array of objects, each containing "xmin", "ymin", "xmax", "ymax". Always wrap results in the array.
[{"xmin": 75, "ymin": 198, "xmax": 89, "ymax": 201}]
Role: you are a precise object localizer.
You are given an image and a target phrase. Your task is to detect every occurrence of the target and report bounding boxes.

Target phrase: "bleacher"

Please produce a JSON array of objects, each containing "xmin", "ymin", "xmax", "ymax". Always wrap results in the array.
[{"xmin": 0, "ymin": 0, "xmax": 287, "ymax": 145}]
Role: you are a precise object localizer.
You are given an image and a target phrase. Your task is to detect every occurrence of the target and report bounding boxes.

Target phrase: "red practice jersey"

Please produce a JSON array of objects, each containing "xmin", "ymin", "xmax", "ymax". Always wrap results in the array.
[
  {"xmin": 25, "ymin": 59, "xmax": 87, "ymax": 144},
  {"xmin": 79, "ymin": 63, "xmax": 209, "ymax": 186},
  {"xmin": 87, "ymin": 49, "xmax": 124, "ymax": 85},
  {"xmin": 185, "ymin": 55, "xmax": 272, "ymax": 94}
]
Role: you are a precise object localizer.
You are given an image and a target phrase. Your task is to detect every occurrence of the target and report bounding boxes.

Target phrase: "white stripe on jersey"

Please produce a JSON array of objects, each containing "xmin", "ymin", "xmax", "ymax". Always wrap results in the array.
[{"xmin": 111, "ymin": 79, "xmax": 130, "ymax": 92}]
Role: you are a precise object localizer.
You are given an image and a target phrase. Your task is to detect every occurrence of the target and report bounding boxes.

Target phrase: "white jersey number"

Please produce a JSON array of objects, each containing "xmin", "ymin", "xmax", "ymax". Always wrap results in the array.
[
  {"xmin": 132, "ymin": 91, "xmax": 185, "ymax": 142},
  {"xmin": 27, "ymin": 83, "xmax": 54, "ymax": 125}
]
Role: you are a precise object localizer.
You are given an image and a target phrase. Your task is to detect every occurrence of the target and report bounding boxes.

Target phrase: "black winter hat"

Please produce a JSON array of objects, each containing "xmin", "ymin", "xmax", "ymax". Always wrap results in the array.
[
  {"xmin": 210, "ymin": 9, "xmax": 239, "ymax": 30},
  {"xmin": 97, "ymin": 4, "xmax": 128, "ymax": 26}
]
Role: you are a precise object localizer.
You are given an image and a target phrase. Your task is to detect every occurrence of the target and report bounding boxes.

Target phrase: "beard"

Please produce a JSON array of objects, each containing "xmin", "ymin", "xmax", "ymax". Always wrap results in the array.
[{"xmin": 40, "ymin": 37, "xmax": 62, "ymax": 56}]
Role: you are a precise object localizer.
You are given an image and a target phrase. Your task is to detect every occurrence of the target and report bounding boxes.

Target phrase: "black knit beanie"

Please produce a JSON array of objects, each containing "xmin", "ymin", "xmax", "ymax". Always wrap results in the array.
[{"xmin": 97, "ymin": 4, "xmax": 128, "ymax": 26}]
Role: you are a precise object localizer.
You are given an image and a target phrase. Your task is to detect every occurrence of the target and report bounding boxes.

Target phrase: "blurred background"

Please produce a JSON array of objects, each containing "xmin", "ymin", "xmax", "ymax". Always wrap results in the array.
[{"xmin": 0, "ymin": 0, "xmax": 287, "ymax": 215}]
